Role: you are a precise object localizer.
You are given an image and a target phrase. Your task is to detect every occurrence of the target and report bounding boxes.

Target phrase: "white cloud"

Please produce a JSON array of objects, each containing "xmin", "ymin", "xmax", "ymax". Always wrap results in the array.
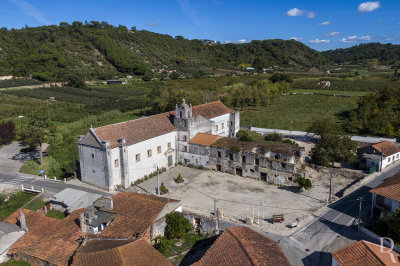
[
  {"xmin": 9, "ymin": 0, "xmax": 49, "ymax": 24},
  {"xmin": 237, "ymin": 39, "xmax": 247, "ymax": 44},
  {"xmin": 286, "ymin": 8, "xmax": 304, "ymax": 17},
  {"xmin": 341, "ymin": 35, "xmax": 373, "ymax": 42},
  {"xmin": 145, "ymin": 22, "xmax": 160, "ymax": 27},
  {"xmin": 290, "ymin": 37, "xmax": 303, "ymax": 41},
  {"xmin": 324, "ymin": 32, "xmax": 340, "ymax": 37},
  {"xmin": 358, "ymin": 1, "xmax": 381, "ymax": 13},
  {"xmin": 309, "ymin": 39, "xmax": 330, "ymax": 44},
  {"xmin": 224, "ymin": 40, "xmax": 232, "ymax": 44},
  {"xmin": 318, "ymin": 21, "xmax": 331, "ymax": 26},
  {"xmin": 307, "ymin": 11, "xmax": 316, "ymax": 19}
]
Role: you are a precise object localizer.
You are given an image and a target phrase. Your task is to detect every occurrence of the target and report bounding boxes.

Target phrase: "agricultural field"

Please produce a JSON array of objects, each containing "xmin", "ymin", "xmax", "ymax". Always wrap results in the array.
[
  {"xmin": 0, "ymin": 78, "xmax": 42, "ymax": 88},
  {"xmin": 240, "ymin": 94, "xmax": 359, "ymax": 131}
]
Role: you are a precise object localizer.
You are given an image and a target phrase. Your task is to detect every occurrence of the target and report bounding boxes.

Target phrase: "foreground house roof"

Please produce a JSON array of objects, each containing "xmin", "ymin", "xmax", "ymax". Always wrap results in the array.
[
  {"xmin": 189, "ymin": 133, "xmax": 220, "ymax": 146},
  {"xmin": 5, "ymin": 209, "xmax": 86, "ymax": 265},
  {"xmin": 370, "ymin": 173, "xmax": 400, "ymax": 202},
  {"xmin": 370, "ymin": 141, "xmax": 400, "ymax": 157},
  {"xmin": 194, "ymin": 226, "xmax": 291, "ymax": 266},
  {"xmin": 91, "ymin": 101, "xmax": 233, "ymax": 148},
  {"xmin": 72, "ymin": 238, "xmax": 171, "ymax": 266},
  {"xmin": 94, "ymin": 192, "xmax": 180, "ymax": 239},
  {"xmin": 332, "ymin": 240, "xmax": 400, "ymax": 265}
]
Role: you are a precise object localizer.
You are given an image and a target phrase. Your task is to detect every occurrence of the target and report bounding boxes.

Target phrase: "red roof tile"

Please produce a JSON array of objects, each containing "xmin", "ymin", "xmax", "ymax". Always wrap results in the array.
[
  {"xmin": 72, "ymin": 238, "xmax": 172, "ymax": 266},
  {"xmin": 93, "ymin": 101, "xmax": 233, "ymax": 148},
  {"xmin": 189, "ymin": 133, "xmax": 219, "ymax": 146},
  {"xmin": 97, "ymin": 193, "xmax": 178, "ymax": 239},
  {"xmin": 194, "ymin": 226, "xmax": 291, "ymax": 266},
  {"xmin": 371, "ymin": 141, "xmax": 400, "ymax": 157},
  {"xmin": 370, "ymin": 173, "xmax": 400, "ymax": 202},
  {"xmin": 5, "ymin": 209, "xmax": 86, "ymax": 265},
  {"xmin": 332, "ymin": 240, "xmax": 400, "ymax": 265}
]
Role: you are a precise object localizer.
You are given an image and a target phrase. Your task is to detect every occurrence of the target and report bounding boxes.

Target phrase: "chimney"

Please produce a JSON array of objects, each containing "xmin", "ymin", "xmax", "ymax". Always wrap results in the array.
[
  {"xmin": 102, "ymin": 197, "xmax": 113, "ymax": 211},
  {"xmin": 80, "ymin": 212, "xmax": 87, "ymax": 233},
  {"xmin": 19, "ymin": 209, "xmax": 28, "ymax": 232}
]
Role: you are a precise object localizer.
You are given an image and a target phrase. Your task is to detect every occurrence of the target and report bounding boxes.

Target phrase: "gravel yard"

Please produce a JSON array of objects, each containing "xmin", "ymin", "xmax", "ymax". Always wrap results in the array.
[{"xmin": 133, "ymin": 165, "xmax": 358, "ymax": 235}]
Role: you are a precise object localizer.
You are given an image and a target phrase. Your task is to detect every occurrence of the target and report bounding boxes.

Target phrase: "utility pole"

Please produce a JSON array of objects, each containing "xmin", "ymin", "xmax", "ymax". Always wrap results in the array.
[
  {"xmin": 262, "ymin": 199, "xmax": 265, "ymax": 225},
  {"xmin": 328, "ymin": 166, "xmax": 333, "ymax": 203},
  {"xmin": 214, "ymin": 198, "xmax": 217, "ymax": 218},
  {"xmin": 157, "ymin": 167, "xmax": 160, "ymax": 196},
  {"xmin": 358, "ymin": 197, "xmax": 363, "ymax": 232}
]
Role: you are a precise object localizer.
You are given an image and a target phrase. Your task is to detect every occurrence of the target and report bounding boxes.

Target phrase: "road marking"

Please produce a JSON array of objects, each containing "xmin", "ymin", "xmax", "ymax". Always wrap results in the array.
[{"xmin": 289, "ymin": 236, "xmax": 305, "ymax": 247}]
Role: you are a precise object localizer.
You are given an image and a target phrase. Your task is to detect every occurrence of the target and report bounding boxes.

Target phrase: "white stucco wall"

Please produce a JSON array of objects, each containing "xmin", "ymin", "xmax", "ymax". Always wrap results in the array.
[
  {"xmin": 210, "ymin": 114, "xmax": 231, "ymax": 136},
  {"xmin": 109, "ymin": 147, "xmax": 122, "ymax": 188},
  {"xmin": 126, "ymin": 131, "xmax": 177, "ymax": 184}
]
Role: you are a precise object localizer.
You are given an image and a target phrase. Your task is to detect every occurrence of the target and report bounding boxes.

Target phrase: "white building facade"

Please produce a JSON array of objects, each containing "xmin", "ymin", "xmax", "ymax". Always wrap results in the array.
[{"xmin": 78, "ymin": 100, "xmax": 239, "ymax": 191}]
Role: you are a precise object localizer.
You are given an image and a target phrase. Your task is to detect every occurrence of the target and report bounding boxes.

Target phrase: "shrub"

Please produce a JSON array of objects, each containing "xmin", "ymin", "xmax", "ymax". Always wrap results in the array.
[
  {"xmin": 0, "ymin": 121, "xmax": 16, "ymax": 145},
  {"xmin": 296, "ymin": 177, "xmax": 312, "ymax": 190},
  {"xmin": 154, "ymin": 236, "xmax": 174, "ymax": 255},
  {"xmin": 45, "ymin": 209, "xmax": 66, "ymax": 219},
  {"xmin": 264, "ymin": 133, "xmax": 282, "ymax": 142},
  {"xmin": 165, "ymin": 212, "xmax": 194, "ymax": 239},
  {"xmin": 175, "ymin": 173, "xmax": 184, "ymax": 183},
  {"xmin": 237, "ymin": 130, "xmax": 253, "ymax": 142},
  {"xmin": 160, "ymin": 182, "xmax": 168, "ymax": 195}
]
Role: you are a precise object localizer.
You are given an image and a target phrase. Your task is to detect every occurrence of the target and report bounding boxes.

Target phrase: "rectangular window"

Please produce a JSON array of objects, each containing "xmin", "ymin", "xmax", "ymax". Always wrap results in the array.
[
  {"xmin": 136, "ymin": 154, "xmax": 140, "ymax": 162},
  {"xmin": 221, "ymin": 123, "xmax": 224, "ymax": 129},
  {"xmin": 168, "ymin": 142, "xmax": 171, "ymax": 149},
  {"xmin": 388, "ymin": 157, "xmax": 391, "ymax": 162},
  {"xmin": 157, "ymin": 146, "xmax": 161, "ymax": 154},
  {"xmin": 183, "ymin": 146, "xmax": 187, "ymax": 152},
  {"xmin": 227, "ymin": 121, "xmax": 229, "ymax": 127},
  {"xmin": 147, "ymin": 149, "xmax": 152, "ymax": 157},
  {"xmin": 217, "ymin": 151, "xmax": 222, "ymax": 158},
  {"xmin": 91, "ymin": 153, "xmax": 94, "ymax": 159},
  {"xmin": 114, "ymin": 159, "xmax": 119, "ymax": 167},
  {"xmin": 216, "ymin": 125, "xmax": 219, "ymax": 131},
  {"xmin": 255, "ymin": 158, "xmax": 259, "ymax": 165},
  {"xmin": 229, "ymin": 153, "xmax": 233, "ymax": 160},
  {"xmin": 242, "ymin": 156, "xmax": 246, "ymax": 163}
]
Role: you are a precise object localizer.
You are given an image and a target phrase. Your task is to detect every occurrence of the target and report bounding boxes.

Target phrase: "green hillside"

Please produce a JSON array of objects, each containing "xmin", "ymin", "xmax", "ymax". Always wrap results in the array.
[
  {"xmin": 0, "ymin": 21, "xmax": 327, "ymax": 81},
  {"xmin": 322, "ymin": 43, "xmax": 400, "ymax": 65}
]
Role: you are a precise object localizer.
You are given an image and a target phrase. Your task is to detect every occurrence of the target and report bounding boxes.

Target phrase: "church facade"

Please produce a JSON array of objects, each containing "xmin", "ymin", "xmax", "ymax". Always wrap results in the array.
[{"xmin": 78, "ymin": 100, "xmax": 240, "ymax": 191}]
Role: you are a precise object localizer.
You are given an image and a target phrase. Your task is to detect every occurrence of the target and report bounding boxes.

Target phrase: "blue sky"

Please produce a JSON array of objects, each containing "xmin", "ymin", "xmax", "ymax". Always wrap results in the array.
[{"xmin": 1, "ymin": 0, "xmax": 400, "ymax": 51}]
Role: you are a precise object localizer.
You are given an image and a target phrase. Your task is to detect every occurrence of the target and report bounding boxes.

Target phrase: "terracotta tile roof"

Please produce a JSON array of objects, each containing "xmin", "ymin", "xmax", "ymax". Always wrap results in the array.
[
  {"xmin": 189, "ymin": 133, "xmax": 219, "ymax": 146},
  {"xmin": 97, "ymin": 193, "xmax": 178, "ymax": 239},
  {"xmin": 5, "ymin": 209, "xmax": 86, "ymax": 265},
  {"xmin": 94, "ymin": 112, "xmax": 176, "ymax": 148},
  {"xmin": 332, "ymin": 240, "xmax": 400, "ymax": 265},
  {"xmin": 371, "ymin": 141, "xmax": 400, "ymax": 157},
  {"xmin": 92, "ymin": 101, "xmax": 233, "ymax": 148},
  {"xmin": 370, "ymin": 173, "xmax": 400, "ymax": 202},
  {"xmin": 194, "ymin": 226, "xmax": 291, "ymax": 266},
  {"xmin": 72, "ymin": 238, "xmax": 172, "ymax": 266},
  {"xmin": 192, "ymin": 101, "xmax": 233, "ymax": 119}
]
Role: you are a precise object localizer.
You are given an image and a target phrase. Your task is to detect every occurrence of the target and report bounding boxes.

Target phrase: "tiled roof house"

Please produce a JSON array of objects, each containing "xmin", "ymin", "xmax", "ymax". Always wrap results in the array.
[
  {"xmin": 78, "ymin": 99, "xmax": 240, "ymax": 191},
  {"xmin": 194, "ymin": 226, "xmax": 291, "ymax": 266},
  {"xmin": 332, "ymin": 240, "xmax": 400, "ymax": 265},
  {"xmin": 359, "ymin": 141, "xmax": 400, "ymax": 171},
  {"xmin": 370, "ymin": 173, "xmax": 400, "ymax": 214}
]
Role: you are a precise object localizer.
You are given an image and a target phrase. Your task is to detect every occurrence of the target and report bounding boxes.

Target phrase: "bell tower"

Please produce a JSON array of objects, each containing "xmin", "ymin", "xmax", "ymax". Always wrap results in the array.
[{"xmin": 174, "ymin": 99, "xmax": 192, "ymax": 130}]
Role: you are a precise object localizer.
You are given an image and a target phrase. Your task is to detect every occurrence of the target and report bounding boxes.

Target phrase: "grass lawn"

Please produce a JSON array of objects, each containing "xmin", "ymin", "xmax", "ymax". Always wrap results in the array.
[
  {"xmin": 0, "ymin": 192, "xmax": 35, "ymax": 220},
  {"xmin": 1, "ymin": 259, "xmax": 31, "ymax": 266},
  {"xmin": 156, "ymin": 233, "xmax": 207, "ymax": 261},
  {"xmin": 240, "ymin": 94, "xmax": 359, "ymax": 131},
  {"xmin": 24, "ymin": 196, "xmax": 48, "ymax": 211},
  {"xmin": 292, "ymin": 89, "xmax": 368, "ymax": 97},
  {"xmin": 19, "ymin": 156, "xmax": 51, "ymax": 177},
  {"xmin": 45, "ymin": 209, "xmax": 66, "ymax": 219}
]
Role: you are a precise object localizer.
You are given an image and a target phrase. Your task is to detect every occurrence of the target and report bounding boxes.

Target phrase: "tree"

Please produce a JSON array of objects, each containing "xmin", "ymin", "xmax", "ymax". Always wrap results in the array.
[
  {"xmin": 237, "ymin": 130, "xmax": 254, "ymax": 142},
  {"xmin": 0, "ymin": 121, "xmax": 16, "ymax": 145},
  {"xmin": 175, "ymin": 173, "xmax": 184, "ymax": 183},
  {"xmin": 160, "ymin": 182, "xmax": 168, "ymax": 195},
  {"xmin": 165, "ymin": 212, "xmax": 193, "ymax": 239},
  {"xmin": 296, "ymin": 177, "xmax": 312, "ymax": 190},
  {"xmin": 309, "ymin": 118, "xmax": 357, "ymax": 167},
  {"xmin": 22, "ymin": 108, "xmax": 53, "ymax": 165}
]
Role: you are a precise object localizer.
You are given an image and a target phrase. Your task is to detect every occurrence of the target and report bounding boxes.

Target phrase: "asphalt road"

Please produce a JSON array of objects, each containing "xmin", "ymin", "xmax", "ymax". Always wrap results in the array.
[
  {"xmin": 284, "ymin": 163, "xmax": 400, "ymax": 265},
  {"xmin": 0, "ymin": 171, "xmax": 111, "ymax": 196}
]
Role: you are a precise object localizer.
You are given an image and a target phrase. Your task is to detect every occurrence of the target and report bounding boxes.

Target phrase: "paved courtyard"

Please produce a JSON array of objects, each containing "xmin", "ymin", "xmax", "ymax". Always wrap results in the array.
[{"xmin": 133, "ymin": 165, "xmax": 356, "ymax": 235}]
